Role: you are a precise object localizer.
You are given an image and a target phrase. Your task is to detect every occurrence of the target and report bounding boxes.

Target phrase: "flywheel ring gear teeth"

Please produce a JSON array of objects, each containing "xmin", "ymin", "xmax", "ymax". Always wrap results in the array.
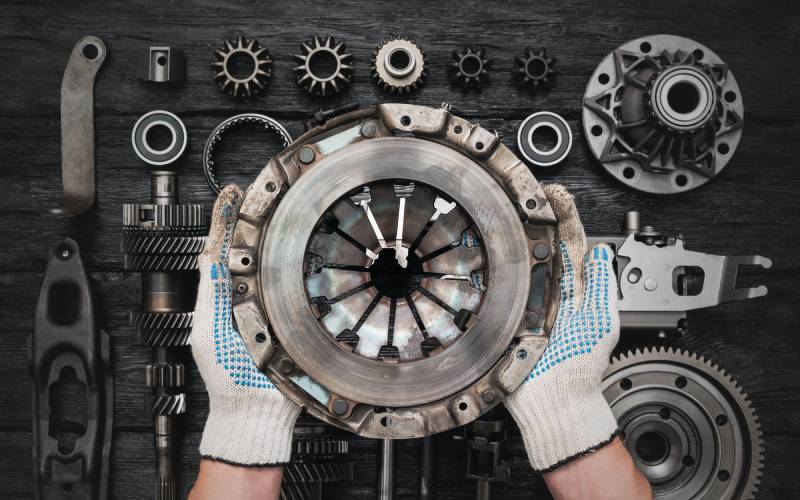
[
  {"xmin": 603, "ymin": 347, "xmax": 763, "ymax": 500},
  {"xmin": 372, "ymin": 37, "xmax": 427, "ymax": 94},
  {"xmin": 146, "ymin": 393, "xmax": 187, "ymax": 416},
  {"xmin": 145, "ymin": 363, "xmax": 186, "ymax": 388},
  {"xmin": 212, "ymin": 36, "xmax": 273, "ymax": 98},
  {"xmin": 121, "ymin": 234, "xmax": 207, "ymax": 255},
  {"xmin": 123, "ymin": 203, "xmax": 206, "ymax": 229},
  {"xmin": 123, "ymin": 253, "xmax": 199, "ymax": 272},
  {"xmin": 449, "ymin": 46, "xmax": 492, "ymax": 91},
  {"xmin": 293, "ymin": 35, "xmax": 353, "ymax": 97},
  {"xmin": 513, "ymin": 47, "xmax": 556, "ymax": 94}
]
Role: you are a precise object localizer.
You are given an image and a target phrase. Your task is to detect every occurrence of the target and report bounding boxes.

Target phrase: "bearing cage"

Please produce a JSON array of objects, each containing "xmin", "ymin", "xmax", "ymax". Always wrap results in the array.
[{"xmin": 230, "ymin": 104, "xmax": 559, "ymax": 438}]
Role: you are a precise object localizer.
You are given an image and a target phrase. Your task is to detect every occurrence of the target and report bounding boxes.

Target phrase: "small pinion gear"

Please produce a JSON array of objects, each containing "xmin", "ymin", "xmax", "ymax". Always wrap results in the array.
[
  {"xmin": 513, "ymin": 47, "xmax": 556, "ymax": 94},
  {"xmin": 212, "ymin": 36, "xmax": 272, "ymax": 98},
  {"xmin": 294, "ymin": 35, "xmax": 353, "ymax": 97},
  {"xmin": 372, "ymin": 36, "xmax": 427, "ymax": 94},
  {"xmin": 449, "ymin": 46, "xmax": 492, "ymax": 91}
]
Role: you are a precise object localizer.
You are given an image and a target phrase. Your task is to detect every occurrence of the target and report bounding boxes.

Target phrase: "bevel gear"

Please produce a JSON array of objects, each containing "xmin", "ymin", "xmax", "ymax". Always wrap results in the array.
[
  {"xmin": 293, "ymin": 35, "xmax": 353, "ymax": 97},
  {"xmin": 212, "ymin": 36, "xmax": 272, "ymax": 98},
  {"xmin": 513, "ymin": 47, "xmax": 556, "ymax": 94},
  {"xmin": 372, "ymin": 37, "xmax": 427, "ymax": 94},
  {"xmin": 449, "ymin": 46, "xmax": 491, "ymax": 91},
  {"xmin": 603, "ymin": 347, "xmax": 763, "ymax": 500}
]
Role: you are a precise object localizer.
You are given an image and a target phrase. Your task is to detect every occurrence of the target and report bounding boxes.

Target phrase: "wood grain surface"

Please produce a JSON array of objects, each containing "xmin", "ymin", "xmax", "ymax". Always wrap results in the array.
[{"xmin": 1, "ymin": 0, "xmax": 798, "ymax": 498}]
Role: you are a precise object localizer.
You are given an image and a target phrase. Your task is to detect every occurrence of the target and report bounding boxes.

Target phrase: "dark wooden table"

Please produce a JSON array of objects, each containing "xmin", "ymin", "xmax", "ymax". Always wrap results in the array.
[{"xmin": 2, "ymin": 1, "xmax": 798, "ymax": 498}]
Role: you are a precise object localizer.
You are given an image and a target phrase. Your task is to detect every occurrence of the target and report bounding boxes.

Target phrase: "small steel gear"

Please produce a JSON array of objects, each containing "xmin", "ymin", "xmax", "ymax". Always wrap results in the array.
[
  {"xmin": 513, "ymin": 47, "xmax": 556, "ymax": 94},
  {"xmin": 123, "ymin": 203, "xmax": 206, "ymax": 229},
  {"xmin": 372, "ymin": 37, "xmax": 427, "ymax": 94},
  {"xmin": 212, "ymin": 36, "xmax": 272, "ymax": 98},
  {"xmin": 293, "ymin": 35, "xmax": 353, "ymax": 97},
  {"xmin": 146, "ymin": 393, "xmax": 187, "ymax": 416},
  {"xmin": 145, "ymin": 363, "xmax": 186, "ymax": 388},
  {"xmin": 449, "ymin": 46, "xmax": 491, "ymax": 91},
  {"xmin": 603, "ymin": 347, "xmax": 763, "ymax": 500}
]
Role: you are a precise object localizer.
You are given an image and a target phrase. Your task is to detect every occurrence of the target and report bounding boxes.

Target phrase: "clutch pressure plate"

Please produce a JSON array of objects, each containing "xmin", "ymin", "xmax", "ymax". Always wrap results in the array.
[{"xmin": 230, "ymin": 104, "xmax": 559, "ymax": 438}]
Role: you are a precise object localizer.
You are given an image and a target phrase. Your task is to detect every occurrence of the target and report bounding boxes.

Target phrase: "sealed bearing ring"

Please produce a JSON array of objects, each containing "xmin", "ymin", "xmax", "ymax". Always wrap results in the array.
[
  {"xmin": 202, "ymin": 113, "xmax": 292, "ymax": 194},
  {"xmin": 517, "ymin": 111, "xmax": 572, "ymax": 167},
  {"xmin": 131, "ymin": 110, "xmax": 188, "ymax": 166}
]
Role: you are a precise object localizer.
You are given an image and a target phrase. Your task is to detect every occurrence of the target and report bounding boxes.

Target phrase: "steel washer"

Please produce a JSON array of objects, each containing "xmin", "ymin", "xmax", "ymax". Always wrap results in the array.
[
  {"xmin": 131, "ymin": 110, "xmax": 187, "ymax": 166},
  {"xmin": 517, "ymin": 111, "xmax": 572, "ymax": 167}
]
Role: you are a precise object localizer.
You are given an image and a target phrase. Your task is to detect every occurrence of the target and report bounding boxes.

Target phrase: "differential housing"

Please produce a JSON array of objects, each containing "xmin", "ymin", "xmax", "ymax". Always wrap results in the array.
[{"xmin": 229, "ymin": 104, "xmax": 559, "ymax": 438}]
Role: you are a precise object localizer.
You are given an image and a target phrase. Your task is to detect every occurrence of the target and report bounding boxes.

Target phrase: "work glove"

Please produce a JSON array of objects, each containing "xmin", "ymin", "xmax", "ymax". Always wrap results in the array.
[
  {"xmin": 191, "ymin": 185, "xmax": 301, "ymax": 466},
  {"xmin": 505, "ymin": 184, "xmax": 620, "ymax": 472}
]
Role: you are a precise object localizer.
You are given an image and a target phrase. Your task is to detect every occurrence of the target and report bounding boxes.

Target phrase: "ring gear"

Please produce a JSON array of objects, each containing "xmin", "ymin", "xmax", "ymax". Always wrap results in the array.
[
  {"xmin": 513, "ymin": 47, "xmax": 556, "ymax": 94},
  {"xmin": 293, "ymin": 35, "xmax": 353, "ymax": 97},
  {"xmin": 212, "ymin": 36, "xmax": 272, "ymax": 98},
  {"xmin": 582, "ymin": 35, "xmax": 744, "ymax": 194},
  {"xmin": 603, "ymin": 347, "xmax": 763, "ymax": 500},
  {"xmin": 372, "ymin": 37, "xmax": 427, "ymax": 94},
  {"xmin": 449, "ymin": 46, "xmax": 491, "ymax": 91}
]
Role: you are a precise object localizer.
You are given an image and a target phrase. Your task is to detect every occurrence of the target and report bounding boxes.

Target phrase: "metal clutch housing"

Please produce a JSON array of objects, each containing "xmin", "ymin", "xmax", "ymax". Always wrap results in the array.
[{"xmin": 229, "ymin": 104, "xmax": 560, "ymax": 438}]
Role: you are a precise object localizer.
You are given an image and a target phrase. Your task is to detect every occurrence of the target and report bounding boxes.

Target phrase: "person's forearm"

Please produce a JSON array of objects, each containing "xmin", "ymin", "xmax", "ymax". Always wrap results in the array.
[
  {"xmin": 543, "ymin": 438, "xmax": 652, "ymax": 500},
  {"xmin": 189, "ymin": 459, "xmax": 283, "ymax": 500}
]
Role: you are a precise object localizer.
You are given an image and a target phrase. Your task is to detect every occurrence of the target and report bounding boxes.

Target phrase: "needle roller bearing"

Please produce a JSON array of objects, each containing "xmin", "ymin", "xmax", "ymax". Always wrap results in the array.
[{"xmin": 229, "ymin": 104, "xmax": 560, "ymax": 438}]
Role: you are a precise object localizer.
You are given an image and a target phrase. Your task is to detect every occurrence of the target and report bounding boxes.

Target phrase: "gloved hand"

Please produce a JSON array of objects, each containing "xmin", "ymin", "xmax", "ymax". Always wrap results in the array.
[
  {"xmin": 191, "ymin": 185, "xmax": 301, "ymax": 466},
  {"xmin": 505, "ymin": 184, "xmax": 620, "ymax": 472}
]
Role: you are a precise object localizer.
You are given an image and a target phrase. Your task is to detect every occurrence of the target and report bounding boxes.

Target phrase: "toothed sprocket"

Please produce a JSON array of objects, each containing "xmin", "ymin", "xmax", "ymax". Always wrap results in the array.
[
  {"xmin": 602, "ymin": 347, "xmax": 763, "ymax": 500},
  {"xmin": 212, "ymin": 36, "xmax": 273, "ymax": 98},
  {"xmin": 372, "ymin": 37, "xmax": 427, "ymax": 94}
]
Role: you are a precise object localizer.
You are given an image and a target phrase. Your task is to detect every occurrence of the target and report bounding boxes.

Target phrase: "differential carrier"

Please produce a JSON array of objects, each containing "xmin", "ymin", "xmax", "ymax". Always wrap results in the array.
[
  {"xmin": 229, "ymin": 104, "xmax": 560, "ymax": 438},
  {"xmin": 582, "ymin": 35, "xmax": 744, "ymax": 194}
]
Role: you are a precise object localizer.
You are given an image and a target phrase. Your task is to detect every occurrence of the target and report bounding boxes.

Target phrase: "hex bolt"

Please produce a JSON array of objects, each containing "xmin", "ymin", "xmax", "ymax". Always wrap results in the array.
[
  {"xmin": 533, "ymin": 243, "xmax": 550, "ymax": 259},
  {"xmin": 481, "ymin": 389, "xmax": 496, "ymax": 403},
  {"xmin": 525, "ymin": 311, "xmax": 540, "ymax": 326},
  {"xmin": 298, "ymin": 146, "xmax": 316, "ymax": 164},
  {"xmin": 360, "ymin": 121, "xmax": 378, "ymax": 138},
  {"xmin": 516, "ymin": 349, "xmax": 528, "ymax": 360},
  {"xmin": 277, "ymin": 358, "xmax": 294, "ymax": 374},
  {"xmin": 332, "ymin": 398, "xmax": 348, "ymax": 416},
  {"xmin": 236, "ymin": 282, "xmax": 248, "ymax": 294}
]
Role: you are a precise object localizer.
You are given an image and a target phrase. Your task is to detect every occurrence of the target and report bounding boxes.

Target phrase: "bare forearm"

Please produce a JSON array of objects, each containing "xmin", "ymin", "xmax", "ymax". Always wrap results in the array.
[
  {"xmin": 543, "ymin": 438, "xmax": 652, "ymax": 500},
  {"xmin": 189, "ymin": 459, "xmax": 283, "ymax": 500}
]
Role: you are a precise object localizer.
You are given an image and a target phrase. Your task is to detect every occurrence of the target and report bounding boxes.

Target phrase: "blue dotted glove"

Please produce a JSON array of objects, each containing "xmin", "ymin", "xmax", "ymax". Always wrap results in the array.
[
  {"xmin": 191, "ymin": 186, "xmax": 300, "ymax": 466},
  {"xmin": 505, "ymin": 184, "xmax": 620, "ymax": 472}
]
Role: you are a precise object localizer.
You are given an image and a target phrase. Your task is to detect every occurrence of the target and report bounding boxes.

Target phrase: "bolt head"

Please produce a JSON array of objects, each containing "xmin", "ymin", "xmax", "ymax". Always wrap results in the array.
[
  {"xmin": 277, "ymin": 358, "xmax": 294, "ymax": 374},
  {"xmin": 332, "ymin": 398, "xmax": 348, "ymax": 416},
  {"xmin": 361, "ymin": 121, "xmax": 378, "ymax": 138},
  {"xmin": 516, "ymin": 349, "xmax": 528, "ymax": 360},
  {"xmin": 481, "ymin": 389, "xmax": 496, "ymax": 403},
  {"xmin": 236, "ymin": 282, "xmax": 249, "ymax": 294},
  {"xmin": 298, "ymin": 146, "xmax": 316, "ymax": 164},
  {"xmin": 533, "ymin": 243, "xmax": 549, "ymax": 259}
]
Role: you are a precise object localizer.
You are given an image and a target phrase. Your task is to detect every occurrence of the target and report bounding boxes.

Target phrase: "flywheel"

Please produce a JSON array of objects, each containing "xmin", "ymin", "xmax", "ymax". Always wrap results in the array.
[
  {"xmin": 229, "ymin": 104, "xmax": 560, "ymax": 438},
  {"xmin": 602, "ymin": 347, "xmax": 764, "ymax": 500}
]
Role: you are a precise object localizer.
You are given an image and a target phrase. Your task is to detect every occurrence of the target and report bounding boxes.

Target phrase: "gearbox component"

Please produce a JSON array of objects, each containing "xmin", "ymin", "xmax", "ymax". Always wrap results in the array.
[
  {"xmin": 603, "ymin": 348, "xmax": 763, "ymax": 500},
  {"xmin": 448, "ymin": 46, "xmax": 491, "ymax": 91},
  {"xmin": 212, "ymin": 36, "xmax": 272, "ymax": 98},
  {"xmin": 587, "ymin": 211, "xmax": 771, "ymax": 333},
  {"xmin": 229, "ymin": 103, "xmax": 559, "ymax": 439},
  {"xmin": 517, "ymin": 111, "xmax": 572, "ymax": 167},
  {"xmin": 136, "ymin": 47, "xmax": 185, "ymax": 83},
  {"xmin": 294, "ymin": 35, "xmax": 353, "ymax": 97},
  {"xmin": 122, "ymin": 169, "xmax": 207, "ymax": 499},
  {"xmin": 582, "ymin": 35, "xmax": 744, "ymax": 194},
  {"xmin": 513, "ymin": 47, "xmax": 555, "ymax": 94},
  {"xmin": 372, "ymin": 37, "xmax": 427, "ymax": 94},
  {"xmin": 202, "ymin": 113, "xmax": 292, "ymax": 194},
  {"xmin": 131, "ymin": 110, "xmax": 188, "ymax": 166}
]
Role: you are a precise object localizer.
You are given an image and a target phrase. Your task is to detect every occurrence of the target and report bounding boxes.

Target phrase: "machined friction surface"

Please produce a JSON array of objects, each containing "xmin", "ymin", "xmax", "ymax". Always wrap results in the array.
[
  {"xmin": 212, "ymin": 36, "xmax": 272, "ymax": 98},
  {"xmin": 372, "ymin": 37, "xmax": 427, "ymax": 94},
  {"xmin": 603, "ymin": 347, "xmax": 763, "ymax": 500},
  {"xmin": 294, "ymin": 35, "xmax": 353, "ymax": 96}
]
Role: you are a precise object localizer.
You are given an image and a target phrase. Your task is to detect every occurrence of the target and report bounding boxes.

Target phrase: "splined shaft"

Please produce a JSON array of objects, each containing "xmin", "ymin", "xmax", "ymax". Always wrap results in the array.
[{"xmin": 122, "ymin": 170, "xmax": 206, "ymax": 499}]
